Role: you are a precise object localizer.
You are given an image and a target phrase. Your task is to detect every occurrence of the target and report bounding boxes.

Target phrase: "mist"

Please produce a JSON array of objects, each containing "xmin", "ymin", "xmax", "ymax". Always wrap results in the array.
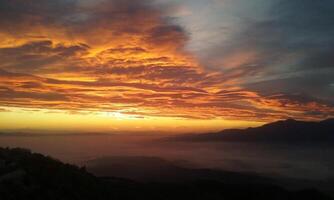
[{"xmin": 1, "ymin": 133, "xmax": 333, "ymax": 180}]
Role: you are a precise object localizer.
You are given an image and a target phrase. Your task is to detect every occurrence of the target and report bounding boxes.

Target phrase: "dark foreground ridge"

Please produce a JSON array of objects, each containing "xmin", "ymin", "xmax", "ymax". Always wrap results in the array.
[
  {"xmin": 167, "ymin": 118, "xmax": 334, "ymax": 143},
  {"xmin": 0, "ymin": 147, "xmax": 332, "ymax": 200}
]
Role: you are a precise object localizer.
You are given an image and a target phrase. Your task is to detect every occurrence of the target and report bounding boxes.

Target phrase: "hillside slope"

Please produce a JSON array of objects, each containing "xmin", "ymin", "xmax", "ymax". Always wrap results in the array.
[{"xmin": 0, "ymin": 147, "xmax": 332, "ymax": 200}]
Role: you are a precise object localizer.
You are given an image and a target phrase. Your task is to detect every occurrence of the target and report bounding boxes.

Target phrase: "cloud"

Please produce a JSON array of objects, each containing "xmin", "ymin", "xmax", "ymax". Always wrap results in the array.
[
  {"xmin": 0, "ymin": 87, "xmax": 69, "ymax": 101},
  {"xmin": 0, "ymin": 0, "xmax": 333, "ymax": 121},
  {"xmin": 0, "ymin": 0, "xmax": 77, "ymax": 29},
  {"xmin": 203, "ymin": 0, "xmax": 334, "ymax": 70},
  {"xmin": 195, "ymin": 0, "xmax": 334, "ymax": 111},
  {"xmin": 0, "ymin": 40, "xmax": 89, "ymax": 72},
  {"xmin": 1, "ymin": 68, "xmax": 333, "ymax": 120},
  {"xmin": 145, "ymin": 25, "xmax": 189, "ymax": 50}
]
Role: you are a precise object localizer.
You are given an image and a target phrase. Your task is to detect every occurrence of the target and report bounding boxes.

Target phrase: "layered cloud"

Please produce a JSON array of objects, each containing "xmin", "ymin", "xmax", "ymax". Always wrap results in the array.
[
  {"xmin": 0, "ymin": 0, "xmax": 333, "ymax": 122},
  {"xmin": 194, "ymin": 0, "xmax": 334, "ymax": 102}
]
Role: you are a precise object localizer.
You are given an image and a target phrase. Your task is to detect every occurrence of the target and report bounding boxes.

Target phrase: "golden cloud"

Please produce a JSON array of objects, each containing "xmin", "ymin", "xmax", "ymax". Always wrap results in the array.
[{"xmin": 0, "ymin": 0, "xmax": 333, "ymax": 122}]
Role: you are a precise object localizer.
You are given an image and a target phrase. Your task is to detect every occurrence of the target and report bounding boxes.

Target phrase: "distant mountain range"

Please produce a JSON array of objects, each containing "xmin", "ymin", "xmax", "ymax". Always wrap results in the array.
[{"xmin": 166, "ymin": 119, "xmax": 334, "ymax": 143}]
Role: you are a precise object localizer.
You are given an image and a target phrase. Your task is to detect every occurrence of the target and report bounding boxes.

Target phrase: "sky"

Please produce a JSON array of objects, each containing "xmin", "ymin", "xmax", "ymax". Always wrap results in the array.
[{"xmin": 0, "ymin": 0, "xmax": 333, "ymax": 133}]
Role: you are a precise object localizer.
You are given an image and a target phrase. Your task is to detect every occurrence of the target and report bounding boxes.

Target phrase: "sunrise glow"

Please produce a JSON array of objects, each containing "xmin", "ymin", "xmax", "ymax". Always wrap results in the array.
[{"xmin": 0, "ymin": 0, "xmax": 333, "ymax": 133}]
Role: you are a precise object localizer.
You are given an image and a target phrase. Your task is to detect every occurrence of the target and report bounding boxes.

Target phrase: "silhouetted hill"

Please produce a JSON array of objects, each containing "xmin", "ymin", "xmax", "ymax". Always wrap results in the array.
[
  {"xmin": 167, "ymin": 118, "xmax": 334, "ymax": 143},
  {"xmin": 0, "ymin": 147, "xmax": 332, "ymax": 200},
  {"xmin": 0, "ymin": 147, "xmax": 120, "ymax": 200}
]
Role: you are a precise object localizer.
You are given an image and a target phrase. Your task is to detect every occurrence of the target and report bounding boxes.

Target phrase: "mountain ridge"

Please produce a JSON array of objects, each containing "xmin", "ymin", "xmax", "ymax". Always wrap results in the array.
[{"xmin": 166, "ymin": 118, "xmax": 334, "ymax": 143}]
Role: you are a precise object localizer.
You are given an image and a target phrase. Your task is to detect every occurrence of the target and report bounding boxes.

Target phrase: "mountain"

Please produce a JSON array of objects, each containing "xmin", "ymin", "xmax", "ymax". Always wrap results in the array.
[
  {"xmin": 1, "ymin": 147, "xmax": 332, "ymax": 200},
  {"xmin": 166, "ymin": 118, "xmax": 334, "ymax": 143}
]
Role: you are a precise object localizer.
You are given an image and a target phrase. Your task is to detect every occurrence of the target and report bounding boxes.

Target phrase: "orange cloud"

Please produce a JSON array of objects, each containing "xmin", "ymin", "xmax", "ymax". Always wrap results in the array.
[{"xmin": 0, "ymin": 0, "xmax": 333, "ymax": 125}]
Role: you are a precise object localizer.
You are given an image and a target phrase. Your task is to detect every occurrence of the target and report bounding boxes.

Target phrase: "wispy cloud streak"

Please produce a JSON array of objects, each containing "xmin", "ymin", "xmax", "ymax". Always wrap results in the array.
[{"xmin": 0, "ymin": 0, "xmax": 333, "ymax": 122}]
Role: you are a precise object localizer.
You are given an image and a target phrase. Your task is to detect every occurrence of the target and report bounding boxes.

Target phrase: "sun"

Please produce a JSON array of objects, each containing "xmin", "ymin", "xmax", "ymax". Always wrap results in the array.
[{"xmin": 102, "ymin": 111, "xmax": 136, "ymax": 120}]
